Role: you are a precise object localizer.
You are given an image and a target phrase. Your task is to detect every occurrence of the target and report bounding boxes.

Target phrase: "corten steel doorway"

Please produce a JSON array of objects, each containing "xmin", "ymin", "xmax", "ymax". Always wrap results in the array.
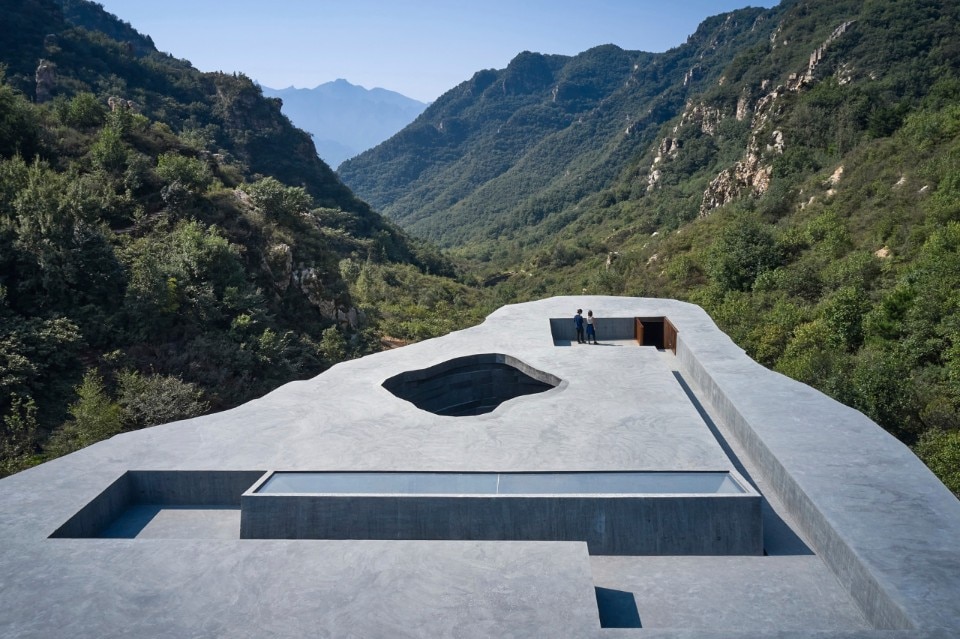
[{"xmin": 635, "ymin": 317, "xmax": 678, "ymax": 353}]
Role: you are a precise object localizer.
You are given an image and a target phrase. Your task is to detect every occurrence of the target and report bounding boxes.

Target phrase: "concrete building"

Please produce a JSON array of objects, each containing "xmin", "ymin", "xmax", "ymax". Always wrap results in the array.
[{"xmin": 0, "ymin": 296, "xmax": 958, "ymax": 638}]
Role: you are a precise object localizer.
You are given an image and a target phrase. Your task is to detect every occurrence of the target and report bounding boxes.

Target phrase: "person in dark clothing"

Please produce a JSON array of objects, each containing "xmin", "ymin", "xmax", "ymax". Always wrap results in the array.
[{"xmin": 574, "ymin": 309, "xmax": 585, "ymax": 344}]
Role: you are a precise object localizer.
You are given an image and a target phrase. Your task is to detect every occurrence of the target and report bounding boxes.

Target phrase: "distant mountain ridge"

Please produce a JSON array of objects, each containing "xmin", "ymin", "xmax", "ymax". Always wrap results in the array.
[
  {"xmin": 261, "ymin": 79, "xmax": 427, "ymax": 169},
  {"xmin": 337, "ymin": 8, "xmax": 775, "ymax": 248}
]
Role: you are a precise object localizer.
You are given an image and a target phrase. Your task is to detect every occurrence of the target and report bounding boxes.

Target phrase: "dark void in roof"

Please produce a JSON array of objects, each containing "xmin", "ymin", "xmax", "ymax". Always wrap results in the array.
[{"xmin": 382, "ymin": 353, "xmax": 560, "ymax": 416}]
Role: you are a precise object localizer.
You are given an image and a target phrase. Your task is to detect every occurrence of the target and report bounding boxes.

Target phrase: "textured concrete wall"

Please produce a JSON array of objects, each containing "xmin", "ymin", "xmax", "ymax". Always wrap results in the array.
[
  {"xmin": 130, "ymin": 470, "xmax": 265, "ymax": 506},
  {"xmin": 240, "ymin": 493, "xmax": 762, "ymax": 556}
]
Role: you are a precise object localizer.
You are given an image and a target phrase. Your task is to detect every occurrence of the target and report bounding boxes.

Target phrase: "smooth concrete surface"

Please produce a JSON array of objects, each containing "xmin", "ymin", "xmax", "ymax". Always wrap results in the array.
[
  {"xmin": 0, "ymin": 296, "xmax": 958, "ymax": 638},
  {"xmin": 0, "ymin": 539, "xmax": 599, "ymax": 638},
  {"xmin": 591, "ymin": 555, "xmax": 870, "ymax": 631}
]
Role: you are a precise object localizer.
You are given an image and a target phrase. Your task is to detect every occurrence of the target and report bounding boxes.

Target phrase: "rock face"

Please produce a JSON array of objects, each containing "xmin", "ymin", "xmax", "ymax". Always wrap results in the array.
[
  {"xmin": 35, "ymin": 59, "xmax": 56, "ymax": 103},
  {"xmin": 107, "ymin": 96, "xmax": 139, "ymax": 112},
  {"xmin": 697, "ymin": 20, "xmax": 857, "ymax": 217},
  {"xmin": 263, "ymin": 243, "xmax": 293, "ymax": 293}
]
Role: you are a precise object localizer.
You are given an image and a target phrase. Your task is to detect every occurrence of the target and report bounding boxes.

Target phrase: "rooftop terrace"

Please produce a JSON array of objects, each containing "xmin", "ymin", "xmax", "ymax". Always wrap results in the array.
[{"xmin": 0, "ymin": 296, "xmax": 957, "ymax": 638}]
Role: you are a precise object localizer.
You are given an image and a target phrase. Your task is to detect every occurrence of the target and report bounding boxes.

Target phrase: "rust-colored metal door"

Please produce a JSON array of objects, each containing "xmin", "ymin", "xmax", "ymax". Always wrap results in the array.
[
  {"xmin": 635, "ymin": 318, "xmax": 644, "ymax": 345},
  {"xmin": 664, "ymin": 318, "xmax": 677, "ymax": 354}
]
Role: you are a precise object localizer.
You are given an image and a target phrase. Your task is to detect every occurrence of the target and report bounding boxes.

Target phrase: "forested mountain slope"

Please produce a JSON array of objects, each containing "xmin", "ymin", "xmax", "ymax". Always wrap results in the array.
[
  {"xmin": 338, "ymin": 7, "xmax": 778, "ymax": 249},
  {"xmin": 341, "ymin": 0, "xmax": 960, "ymax": 494},
  {"xmin": 0, "ymin": 0, "xmax": 478, "ymax": 476}
]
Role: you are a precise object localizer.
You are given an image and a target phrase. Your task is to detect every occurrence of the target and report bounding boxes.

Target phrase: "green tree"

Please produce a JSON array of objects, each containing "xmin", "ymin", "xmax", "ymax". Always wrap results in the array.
[
  {"xmin": 707, "ymin": 216, "xmax": 782, "ymax": 292},
  {"xmin": 243, "ymin": 177, "xmax": 313, "ymax": 220},
  {"xmin": 913, "ymin": 429, "xmax": 960, "ymax": 497},
  {"xmin": 319, "ymin": 327, "xmax": 347, "ymax": 363},
  {"xmin": 90, "ymin": 125, "xmax": 128, "ymax": 174},
  {"xmin": 46, "ymin": 370, "xmax": 123, "ymax": 457},
  {"xmin": 58, "ymin": 92, "xmax": 107, "ymax": 130},
  {"xmin": 117, "ymin": 371, "xmax": 209, "ymax": 429},
  {"xmin": 156, "ymin": 152, "xmax": 213, "ymax": 193},
  {"xmin": 0, "ymin": 77, "xmax": 39, "ymax": 159},
  {"xmin": 0, "ymin": 394, "xmax": 40, "ymax": 476}
]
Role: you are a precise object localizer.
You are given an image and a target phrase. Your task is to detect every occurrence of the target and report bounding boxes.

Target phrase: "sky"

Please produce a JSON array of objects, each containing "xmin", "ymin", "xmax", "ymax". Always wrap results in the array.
[{"xmin": 95, "ymin": 0, "xmax": 779, "ymax": 103}]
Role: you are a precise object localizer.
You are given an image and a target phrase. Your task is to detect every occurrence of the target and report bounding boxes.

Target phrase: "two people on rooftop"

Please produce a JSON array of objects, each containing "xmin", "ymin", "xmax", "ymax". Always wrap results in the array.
[{"xmin": 574, "ymin": 309, "xmax": 598, "ymax": 345}]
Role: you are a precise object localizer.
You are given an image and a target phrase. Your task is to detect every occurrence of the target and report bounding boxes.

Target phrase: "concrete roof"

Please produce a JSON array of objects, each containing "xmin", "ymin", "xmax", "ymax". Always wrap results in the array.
[{"xmin": 0, "ymin": 296, "xmax": 958, "ymax": 638}]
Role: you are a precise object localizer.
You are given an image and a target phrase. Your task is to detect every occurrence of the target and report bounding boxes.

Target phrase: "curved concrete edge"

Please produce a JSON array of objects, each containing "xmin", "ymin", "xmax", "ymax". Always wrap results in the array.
[{"xmin": 669, "ymin": 300, "xmax": 960, "ymax": 631}]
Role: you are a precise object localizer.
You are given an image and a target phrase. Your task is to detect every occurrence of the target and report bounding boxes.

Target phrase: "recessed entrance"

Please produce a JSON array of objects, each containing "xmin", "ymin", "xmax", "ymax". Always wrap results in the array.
[{"xmin": 635, "ymin": 317, "xmax": 678, "ymax": 352}]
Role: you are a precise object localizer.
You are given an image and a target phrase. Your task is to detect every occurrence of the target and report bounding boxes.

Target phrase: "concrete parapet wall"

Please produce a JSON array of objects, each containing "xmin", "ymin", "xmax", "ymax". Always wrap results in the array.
[
  {"xmin": 550, "ymin": 317, "xmax": 637, "ymax": 342},
  {"xmin": 240, "ymin": 492, "xmax": 761, "ymax": 556},
  {"xmin": 675, "ymin": 333, "xmax": 917, "ymax": 630}
]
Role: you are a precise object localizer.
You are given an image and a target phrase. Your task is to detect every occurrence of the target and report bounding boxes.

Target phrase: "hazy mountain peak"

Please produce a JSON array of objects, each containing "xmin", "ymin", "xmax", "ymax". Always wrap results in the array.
[{"xmin": 261, "ymin": 80, "xmax": 427, "ymax": 168}]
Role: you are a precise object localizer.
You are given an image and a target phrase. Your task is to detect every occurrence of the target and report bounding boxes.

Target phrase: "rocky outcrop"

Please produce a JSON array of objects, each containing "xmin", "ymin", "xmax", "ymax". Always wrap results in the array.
[
  {"xmin": 699, "ymin": 21, "xmax": 856, "ymax": 216},
  {"xmin": 35, "ymin": 60, "xmax": 56, "ymax": 103},
  {"xmin": 263, "ymin": 243, "xmax": 293, "ymax": 293},
  {"xmin": 645, "ymin": 101, "xmax": 723, "ymax": 191},
  {"xmin": 700, "ymin": 144, "xmax": 772, "ymax": 215},
  {"xmin": 107, "ymin": 96, "xmax": 140, "ymax": 112},
  {"xmin": 677, "ymin": 101, "xmax": 724, "ymax": 136},
  {"xmin": 291, "ymin": 267, "xmax": 360, "ymax": 329}
]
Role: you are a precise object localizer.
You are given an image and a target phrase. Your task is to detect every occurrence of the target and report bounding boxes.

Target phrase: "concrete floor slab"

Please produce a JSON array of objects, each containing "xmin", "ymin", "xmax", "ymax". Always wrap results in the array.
[{"xmin": 591, "ymin": 555, "xmax": 869, "ymax": 632}]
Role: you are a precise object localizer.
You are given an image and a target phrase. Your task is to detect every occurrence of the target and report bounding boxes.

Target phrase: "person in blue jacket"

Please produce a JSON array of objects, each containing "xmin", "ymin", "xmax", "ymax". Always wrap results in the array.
[{"xmin": 574, "ymin": 309, "xmax": 585, "ymax": 344}]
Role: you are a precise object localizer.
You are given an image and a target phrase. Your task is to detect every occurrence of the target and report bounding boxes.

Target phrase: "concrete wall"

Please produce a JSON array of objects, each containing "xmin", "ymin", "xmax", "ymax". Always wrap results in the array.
[
  {"xmin": 130, "ymin": 470, "xmax": 265, "ymax": 506},
  {"xmin": 51, "ymin": 470, "xmax": 265, "ymax": 538},
  {"xmin": 549, "ymin": 317, "xmax": 637, "ymax": 342},
  {"xmin": 49, "ymin": 472, "xmax": 131, "ymax": 538},
  {"xmin": 674, "ymin": 334, "xmax": 914, "ymax": 629},
  {"xmin": 240, "ymin": 493, "xmax": 762, "ymax": 556}
]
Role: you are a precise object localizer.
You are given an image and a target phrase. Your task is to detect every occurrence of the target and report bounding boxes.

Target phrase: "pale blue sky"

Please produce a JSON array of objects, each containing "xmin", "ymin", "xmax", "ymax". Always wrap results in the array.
[{"xmin": 96, "ymin": 0, "xmax": 779, "ymax": 102}]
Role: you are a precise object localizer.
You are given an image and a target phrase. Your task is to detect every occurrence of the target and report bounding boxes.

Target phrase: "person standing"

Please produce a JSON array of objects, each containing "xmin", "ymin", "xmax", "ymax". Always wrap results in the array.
[
  {"xmin": 586, "ymin": 310, "xmax": 598, "ymax": 344},
  {"xmin": 574, "ymin": 309, "xmax": 585, "ymax": 344}
]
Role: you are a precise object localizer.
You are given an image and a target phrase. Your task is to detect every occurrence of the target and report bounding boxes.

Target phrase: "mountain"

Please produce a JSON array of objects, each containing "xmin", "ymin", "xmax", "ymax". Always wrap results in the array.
[
  {"xmin": 0, "ymin": 0, "xmax": 476, "ymax": 476},
  {"xmin": 337, "ymin": 10, "xmax": 777, "ymax": 249},
  {"xmin": 339, "ymin": 0, "xmax": 960, "ymax": 493},
  {"xmin": 261, "ymin": 79, "xmax": 427, "ymax": 169}
]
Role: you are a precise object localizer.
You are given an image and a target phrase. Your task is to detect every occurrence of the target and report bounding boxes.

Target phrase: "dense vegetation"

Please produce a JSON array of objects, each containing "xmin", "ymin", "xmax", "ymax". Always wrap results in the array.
[
  {"xmin": 0, "ymin": 0, "xmax": 482, "ymax": 476},
  {"xmin": 1, "ymin": 0, "xmax": 957, "ymax": 497},
  {"xmin": 340, "ymin": 0, "xmax": 960, "ymax": 495}
]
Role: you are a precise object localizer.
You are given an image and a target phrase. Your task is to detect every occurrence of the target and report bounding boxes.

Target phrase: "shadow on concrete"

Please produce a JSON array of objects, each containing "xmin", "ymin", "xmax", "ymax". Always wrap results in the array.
[
  {"xmin": 99, "ymin": 505, "xmax": 239, "ymax": 539},
  {"xmin": 595, "ymin": 587, "xmax": 642, "ymax": 628},
  {"xmin": 100, "ymin": 504, "xmax": 162, "ymax": 538},
  {"xmin": 672, "ymin": 371, "xmax": 813, "ymax": 557}
]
